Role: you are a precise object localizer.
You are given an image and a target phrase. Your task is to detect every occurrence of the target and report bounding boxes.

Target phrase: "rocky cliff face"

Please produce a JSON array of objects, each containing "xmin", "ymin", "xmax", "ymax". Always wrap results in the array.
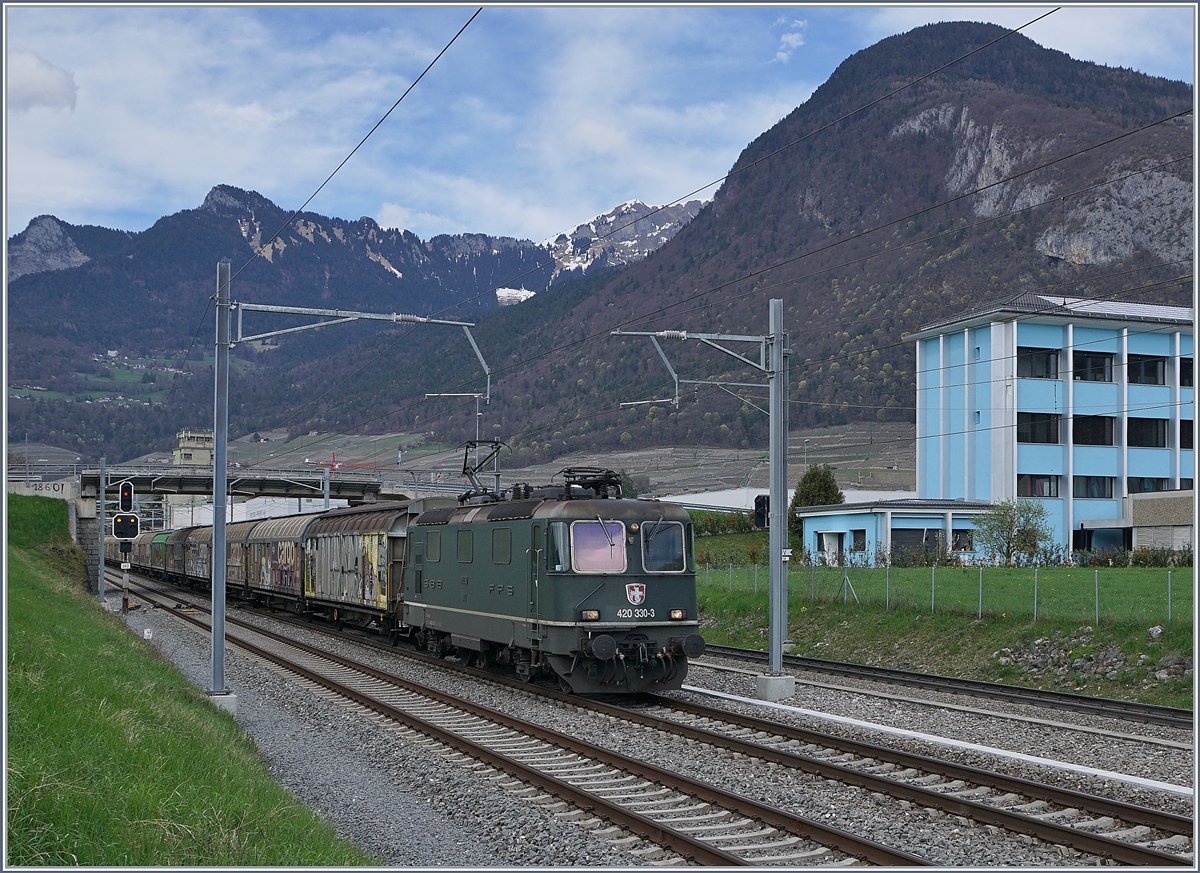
[
  {"xmin": 545, "ymin": 199, "xmax": 705, "ymax": 279},
  {"xmin": 7, "ymin": 216, "xmax": 91, "ymax": 281}
]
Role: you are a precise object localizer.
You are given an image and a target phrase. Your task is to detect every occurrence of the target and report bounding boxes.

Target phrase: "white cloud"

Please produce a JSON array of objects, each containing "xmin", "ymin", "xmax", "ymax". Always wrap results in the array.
[
  {"xmin": 772, "ymin": 19, "xmax": 808, "ymax": 63},
  {"xmin": 6, "ymin": 49, "xmax": 77, "ymax": 111},
  {"xmin": 569, "ymin": 118, "xmax": 630, "ymax": 155},
  {"xmin": 376, "ymin": 202, "xmax": 463, "ymax": 236}
]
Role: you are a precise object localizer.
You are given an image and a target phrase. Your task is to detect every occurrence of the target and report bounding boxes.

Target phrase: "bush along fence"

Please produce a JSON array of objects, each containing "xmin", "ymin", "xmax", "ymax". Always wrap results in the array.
[{"xmin": 696, "ymin": 562, "xmax": 1194, "ymax": 628}]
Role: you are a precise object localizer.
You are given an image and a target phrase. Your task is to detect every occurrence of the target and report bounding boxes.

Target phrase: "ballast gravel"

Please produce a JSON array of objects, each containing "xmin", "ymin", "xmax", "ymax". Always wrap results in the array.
[
  {"xmin": 114, "ymin": 585, "xmax": 1193, "ymax": 865},
  {"xmin": 114, "ymin": 594, "xmax": 641, "ymax": 866}
]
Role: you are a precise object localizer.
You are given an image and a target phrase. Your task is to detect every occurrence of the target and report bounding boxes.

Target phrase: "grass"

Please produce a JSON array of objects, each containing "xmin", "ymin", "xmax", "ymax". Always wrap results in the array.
[
  {"xmin": 6, "ymin": 495, "xmax": 376, "ymax": 866},
  {"xmin": 696, "ymin": 535, "xmax": 1193, "ymax": 710}
]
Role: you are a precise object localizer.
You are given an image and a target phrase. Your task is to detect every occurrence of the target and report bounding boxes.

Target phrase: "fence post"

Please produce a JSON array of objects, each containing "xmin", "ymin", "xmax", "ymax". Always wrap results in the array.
[
  {"xmin": 1094, "ymin": 569, "xmax": 1098, "ymax": 627},
  {"xmin": 885, "ymin": 565, "xmax": 890, "ymax": 611},
  {"xmin": 1033, "ymin": 567, "xmax": 1038, "ymax": 623},
  {"xmin": 754, "ymin": 563, "xmax": 758, "ymax": 594},
  {"xmin": 811, "ymin": 561, "xmax": 816, "ymax": 601},
  {"xmin": 931, "ymin": 564, "xmax": 936, "ymax": 614},
  {"xmin": 706, "ymin": 564, "xmax": 710, "ymax": 586},
  {"xmin": 1167, "ymin": 570, "xmax": 1172, "ymax": 625},
  {"xmin": 978, "ymin": 565, "xmax": 983, "ymax": 619},
  {"xmin": 728, "ymin": 563, "xmax": 733, "ymax": 591}
]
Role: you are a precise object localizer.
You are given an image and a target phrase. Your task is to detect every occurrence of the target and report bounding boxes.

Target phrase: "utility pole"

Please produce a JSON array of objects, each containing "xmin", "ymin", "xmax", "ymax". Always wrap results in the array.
[
  {"xmin": 207, "ymin": 263, "xmax": 493, "ymax": 715},
  {"xmin": 211, "ymin": 262, "xmax": 233, "ymax": 713},
  {"xmin": 97, "ymin": 455, "xmax": 106, "ymax": 600},
  {"xmin": 612, "ymin": 298, "xmax": 794, "ymax": 700}
]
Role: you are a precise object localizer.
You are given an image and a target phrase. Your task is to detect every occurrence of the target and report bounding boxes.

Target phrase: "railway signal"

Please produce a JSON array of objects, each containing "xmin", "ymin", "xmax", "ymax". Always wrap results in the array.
[
  {"xmin": 754, "ymin": 495, "xmax": 769, "ymax": 529},
  {"xmin": 118, "ymin": 479, "xmax": 134, "ymax": 512},
  {"xmin": 112, "ymin": 513, "xmax": 140, "ymax": 540}
]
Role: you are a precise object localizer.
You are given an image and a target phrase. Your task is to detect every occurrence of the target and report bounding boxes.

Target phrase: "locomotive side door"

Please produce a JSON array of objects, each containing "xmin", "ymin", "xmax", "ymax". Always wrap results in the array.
[{"xmin": 527, "ymin": 524, "xmax": 544, "ymax": 641}]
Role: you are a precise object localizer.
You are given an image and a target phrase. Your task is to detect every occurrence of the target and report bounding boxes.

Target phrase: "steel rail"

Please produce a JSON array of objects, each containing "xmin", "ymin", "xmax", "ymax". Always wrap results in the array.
[
  {"xmin": 113, "ymin": 571, "xmax": 1190, "ymax": 864},
  {"xmin": 122, "ymin": 579, "xmax": 931, "ymax": 866},
  {"xmin": 702, "ymin": 643, "xmax": 1194, "ymax": 729}
]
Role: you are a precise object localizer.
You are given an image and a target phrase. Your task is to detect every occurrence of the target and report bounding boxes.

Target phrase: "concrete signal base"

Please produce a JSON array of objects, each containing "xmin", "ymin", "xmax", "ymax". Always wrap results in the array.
[
  {"xmin": 209, "ymin": 692, "xmax": 238, "ymax": 717},
  {"xmin": 757, "ymin": 673, "xmax": 796, "ymax": 702}
]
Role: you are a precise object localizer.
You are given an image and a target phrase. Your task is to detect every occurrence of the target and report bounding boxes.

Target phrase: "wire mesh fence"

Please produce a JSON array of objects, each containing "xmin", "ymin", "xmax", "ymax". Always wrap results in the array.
[{"xmin": 698, "ymin": 562, "xmax": 1194, "ymax": 627}]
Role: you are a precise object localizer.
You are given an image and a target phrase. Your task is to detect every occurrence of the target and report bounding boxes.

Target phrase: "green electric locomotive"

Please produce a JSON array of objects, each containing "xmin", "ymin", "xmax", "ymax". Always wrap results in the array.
[{"xmin": 404, "ymin": 467, "xmax": 706, "ymax": 693}]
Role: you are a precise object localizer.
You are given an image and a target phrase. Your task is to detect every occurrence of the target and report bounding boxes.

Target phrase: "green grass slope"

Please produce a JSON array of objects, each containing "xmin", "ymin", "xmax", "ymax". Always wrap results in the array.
[{"xmin": 6, "ymin": 494, "xmax": 374, "ymax": 865}]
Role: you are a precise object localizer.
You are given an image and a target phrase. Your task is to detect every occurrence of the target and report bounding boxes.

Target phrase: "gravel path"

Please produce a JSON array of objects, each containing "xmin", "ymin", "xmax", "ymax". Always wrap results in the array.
[{"xmin": 111, "ymin": 583, "xmax": 1193, "ymax": 865}]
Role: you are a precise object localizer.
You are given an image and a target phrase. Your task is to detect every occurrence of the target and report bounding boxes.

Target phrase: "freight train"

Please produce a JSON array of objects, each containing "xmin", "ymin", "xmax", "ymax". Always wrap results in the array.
[{"xmin": 107, "ymin": 461, "xmax": 705, "ymax": 693}]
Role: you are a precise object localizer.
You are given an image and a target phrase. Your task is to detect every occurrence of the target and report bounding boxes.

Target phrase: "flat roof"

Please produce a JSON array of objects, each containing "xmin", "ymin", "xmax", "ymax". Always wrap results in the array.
[
  {"xmin": 905, "ymin": 292, "xmax": 1193, "ymax": 341},
  {"xmin": 794, "ymin": 498, "xmax": 992, "ymax": 516}
]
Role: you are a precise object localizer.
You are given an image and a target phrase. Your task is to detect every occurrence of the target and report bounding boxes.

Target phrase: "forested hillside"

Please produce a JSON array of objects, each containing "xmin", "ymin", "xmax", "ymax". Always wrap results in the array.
[{"xmin": 8, "ymin": 21, "xmax": 1192, "ymax": 464}]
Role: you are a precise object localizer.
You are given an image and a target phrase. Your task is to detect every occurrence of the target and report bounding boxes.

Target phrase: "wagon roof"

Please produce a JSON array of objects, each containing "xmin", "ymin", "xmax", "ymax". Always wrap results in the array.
[
  {"xmin": 152, "ymin": 532, "xmax": 173, "ymax": 544},
  {"xmin": 225, "ymin": 519, "xmax": 263, "ymax": 544},
  {"xmin": 305, "ymin": 506, "xmax": 411, "ymax": 536},
  {"xmin": 190, "ymin": 527, "xmax": 214, "ymax": 544},
  {"xmin": 133, "ymin": 530, "xmax": 157, "ymax": 546},
  {"xmin": 245, "ymin": 513, "xmax": 323, "ymax": 543},
  {"xmin": 165, "ymin": 527, "xmax": 197, "ymax": 545}
]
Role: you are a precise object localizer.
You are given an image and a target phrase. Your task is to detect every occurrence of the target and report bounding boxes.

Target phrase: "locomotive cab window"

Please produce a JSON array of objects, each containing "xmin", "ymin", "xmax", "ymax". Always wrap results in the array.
[
  {"xmin": 548, "ymin": 522, "xmax": 570, "ymax": 572},
  {"xmin": 426, "ymin": 530, "xmax": 441, "ymax": 563},
  {"xmin": 570, "ymin": 520, "xmax": 626, "ymax": 573},
  {"xmin": 641, "ymin": 519, "xmax": 685, "ymax": 572}
]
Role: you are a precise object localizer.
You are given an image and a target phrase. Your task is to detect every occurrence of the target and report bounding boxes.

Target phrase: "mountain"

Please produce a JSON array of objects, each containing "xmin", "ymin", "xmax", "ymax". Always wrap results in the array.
[
  {"xmin": 545, "ymin": 199, "xmax": 704, "ymax": 280},
  {"xmin": 297, "ymin": 21, "xmax": 1191, "ymax": 467},
  {"xmin": 8, "ymin": 21, "xmax": 1193, "ymax": 465}
]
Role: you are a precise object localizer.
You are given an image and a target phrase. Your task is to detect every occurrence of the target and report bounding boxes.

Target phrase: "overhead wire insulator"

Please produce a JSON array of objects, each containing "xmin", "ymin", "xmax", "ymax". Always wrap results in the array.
[{"xmin": 657, "ymin": 330, "xmax": 689, "ymax": 341}]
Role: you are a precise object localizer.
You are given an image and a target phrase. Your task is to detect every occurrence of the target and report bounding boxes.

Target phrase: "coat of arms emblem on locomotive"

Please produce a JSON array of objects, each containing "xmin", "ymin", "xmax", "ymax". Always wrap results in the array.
[{"xmin": 625, "ymin": 583, "xmax": 646, "ymax": 605}]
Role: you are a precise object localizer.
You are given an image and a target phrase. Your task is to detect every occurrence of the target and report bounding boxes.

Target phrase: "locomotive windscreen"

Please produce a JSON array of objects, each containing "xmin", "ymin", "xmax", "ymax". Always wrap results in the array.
[
  {"xmin": 570, "ymin": 521, "xmax": 626, "ymax": 572},
  {"xmin": 642, "ymin": 520, "xmax": 686, "ymax": 572}
]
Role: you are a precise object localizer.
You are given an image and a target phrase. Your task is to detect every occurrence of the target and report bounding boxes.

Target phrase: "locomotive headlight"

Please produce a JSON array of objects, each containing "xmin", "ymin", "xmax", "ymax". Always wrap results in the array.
[
  {"xmin": 580, "ymin": 609, "xmax": 601, "ymax": 621},
  {"xmin": 669, "ymin": 609, "xmax": 687, "ymax": 620}
]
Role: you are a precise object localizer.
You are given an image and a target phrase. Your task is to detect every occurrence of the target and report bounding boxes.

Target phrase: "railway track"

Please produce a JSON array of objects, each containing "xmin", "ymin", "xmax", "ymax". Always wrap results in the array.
[
  {"xmin": 111, "ymin": 570, "xmax": 1193, "ymax": 864},
  {"xmin": 118, "ymin": 575, "xmax": 929, "ymax": 866},
  {"xmin": 701, "ymin": 643, "xmax": 1194, "ymax": 729}
]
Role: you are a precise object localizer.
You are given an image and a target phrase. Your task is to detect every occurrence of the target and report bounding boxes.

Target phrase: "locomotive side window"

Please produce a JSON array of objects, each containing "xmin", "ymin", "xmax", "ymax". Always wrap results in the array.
[
  {"xmin": 641, "ymin": 520, "xmax": 685, "ymax": 572},
  {"xmin": 548, "ymin": 522, "xmax": 570, "ymax": 572},
  {"xmin": 426, "ymin": 530, "xmax": 441, "ymax": 563},
  {"xmin": 457, "ymin": 529, "xmax": 473, "ymax": 563},
  {"xmin": 492, "ymin": 527, "xmax": 512, "ymax": 564},
  {"xmin": 570, "ymin": 521, "xmax": 626, "ymax": 573}
]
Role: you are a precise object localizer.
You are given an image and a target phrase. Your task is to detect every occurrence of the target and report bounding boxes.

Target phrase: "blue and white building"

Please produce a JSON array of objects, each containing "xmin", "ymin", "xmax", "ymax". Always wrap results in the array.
[{"xmin": 795, "ymin": 294, "xmax": 1193, "ymax": 562}]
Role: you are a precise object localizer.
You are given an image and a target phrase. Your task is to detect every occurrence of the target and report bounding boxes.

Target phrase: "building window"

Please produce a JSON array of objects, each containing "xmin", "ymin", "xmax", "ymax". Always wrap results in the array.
[
  {"xmin": 850, "ymin": 529, "xmax": 866, "ymax": 552},
  {"xmin": 1073, "ymin": 351, "xmax": 1113, "ymax": 382},
  {"xmin": 1072, "ymin": 415, "xmax": 1115, "ymax": 446},
  {"xmin": 1017, "ymin": 412, "xmax": 1060, "ymax": 444},
  {"xmin": 952, "ymin": 530, "xmax": 974, "ymax": 551},
  {"xmin": 1017, "ymin": 347, "xmax": 1059, "ymax": 379},
  {"xmin": 1181, "ymin": 358, "xmax": 1193, "ymax": 388},
  {"xmin": 1182, "ymin": 478, "xmax": 1194, "ymax": 490},
  {"xmin": 1073, "ymin": 476, "xmax": 1114, "ymax": 499},
  {"xmin": 974, "ymin": 410, "xmax": 980, "ymax": 424},
  {"xmin": 1017, "ymin": 474, "xmax": 1059, "ymax": 497},
  {"xmin": 1128, "ymin": 477, "xmax": 1168, "ymax": 493},
  {"xmin": 1127, "ymin": 418, "xmax": 1168, "ymax": 448},
  {"xmin": 1182, "ymin": 419, "xmax": 1193, "ymax": 450},
  {"xmin": 1127, "ymin": 354, "xmax": 1166, "ymax": 385}
]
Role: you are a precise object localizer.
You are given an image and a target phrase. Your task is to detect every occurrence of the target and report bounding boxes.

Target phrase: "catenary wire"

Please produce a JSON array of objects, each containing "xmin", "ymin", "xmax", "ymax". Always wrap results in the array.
[{"xmin": 163, "ymin": 8, "xmax": 481, "ymax": 403}]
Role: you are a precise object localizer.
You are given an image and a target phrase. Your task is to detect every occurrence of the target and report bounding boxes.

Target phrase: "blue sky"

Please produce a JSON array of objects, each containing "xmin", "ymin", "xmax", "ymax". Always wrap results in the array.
[{"xmin": 5, "ymin": 5, "xmax": 1194, "ymax": 242}]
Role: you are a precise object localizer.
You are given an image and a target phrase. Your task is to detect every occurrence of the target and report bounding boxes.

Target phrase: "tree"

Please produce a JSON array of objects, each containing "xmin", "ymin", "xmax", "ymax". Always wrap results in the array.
[
  {"xmin": 973, "ymin": 498, "xmax": 1053, "ymax": 566},
  {"xmin": 788, "ymin": 464, "xmax": 844, "ymax": 539}
]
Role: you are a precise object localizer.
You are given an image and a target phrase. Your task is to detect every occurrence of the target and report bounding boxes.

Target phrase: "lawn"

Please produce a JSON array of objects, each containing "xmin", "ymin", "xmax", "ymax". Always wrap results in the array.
[{"xmin": 6, "ymin": 495, "xmax": 375, "ymax": 866}]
